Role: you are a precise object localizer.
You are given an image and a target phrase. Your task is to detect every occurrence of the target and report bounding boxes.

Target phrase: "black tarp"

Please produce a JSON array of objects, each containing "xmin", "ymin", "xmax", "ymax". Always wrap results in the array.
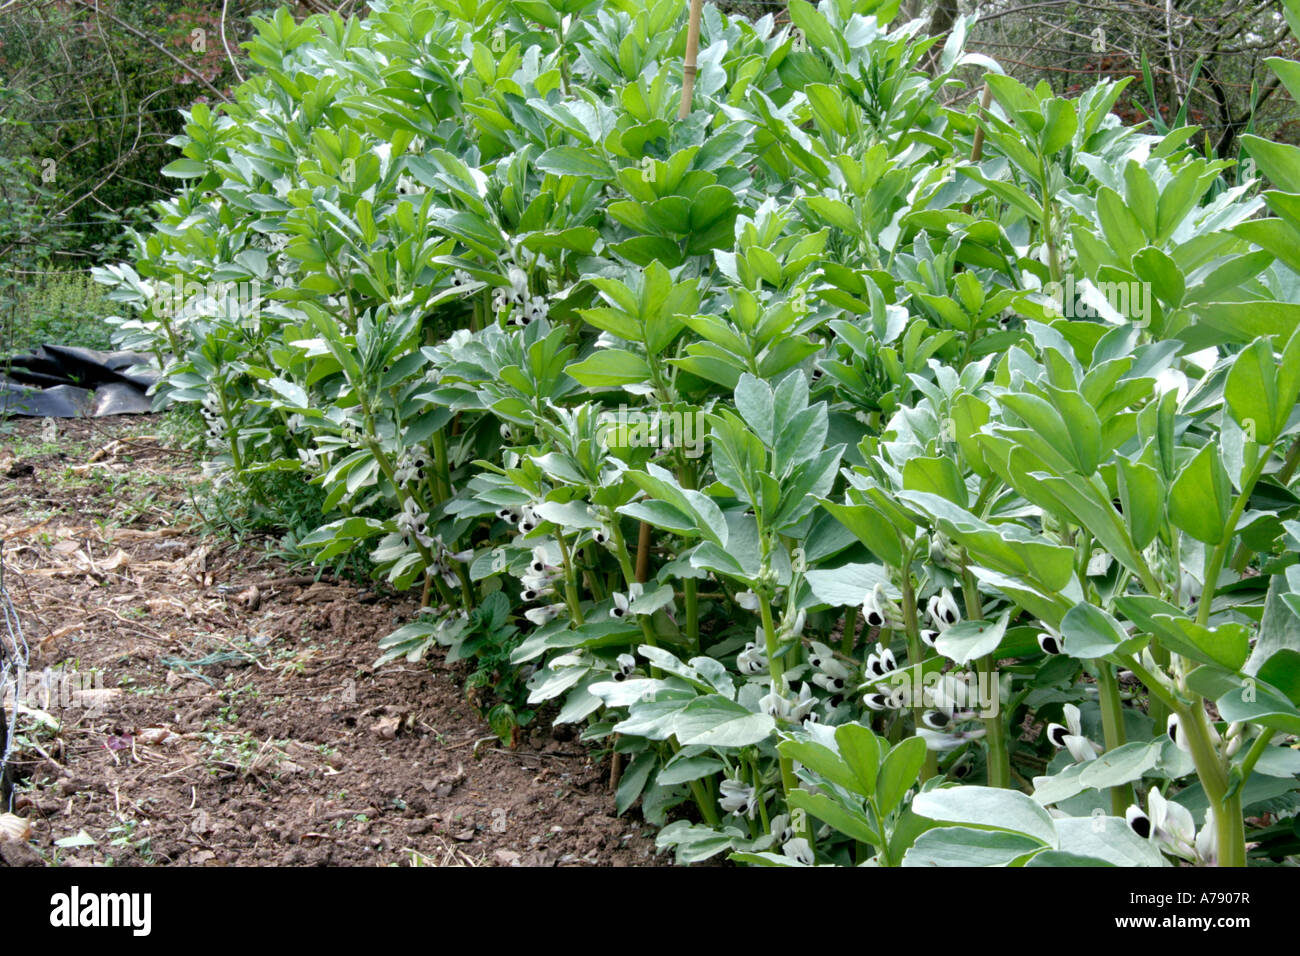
[{"xmin": 0, "ymin": 345, "xmax": 160, "ymax": 417}]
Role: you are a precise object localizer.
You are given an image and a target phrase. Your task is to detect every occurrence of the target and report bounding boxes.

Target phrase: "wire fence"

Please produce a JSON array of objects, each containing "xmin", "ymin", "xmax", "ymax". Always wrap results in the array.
[{"xmin": 0, "ymin": 540, "xmax": 30, "ymax": 812}]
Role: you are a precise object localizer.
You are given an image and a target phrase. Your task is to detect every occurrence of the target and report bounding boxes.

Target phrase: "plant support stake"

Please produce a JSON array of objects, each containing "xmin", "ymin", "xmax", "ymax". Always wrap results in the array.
[{"xmin": 678, "ymin": 0, "xmax": 705, "ymax": 119}]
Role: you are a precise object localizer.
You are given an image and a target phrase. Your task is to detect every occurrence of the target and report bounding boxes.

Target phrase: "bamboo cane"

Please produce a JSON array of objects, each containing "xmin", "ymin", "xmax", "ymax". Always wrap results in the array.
[{"xmin": 678, "ymin": 0, "xmax": 706, "ymax": 119}]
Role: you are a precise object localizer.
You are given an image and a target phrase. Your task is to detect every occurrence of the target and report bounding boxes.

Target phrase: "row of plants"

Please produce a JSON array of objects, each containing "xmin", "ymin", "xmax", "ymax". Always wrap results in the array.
[{"xmin": 94, "ymin": 0, "xmax": 1300, "ymax": 866}]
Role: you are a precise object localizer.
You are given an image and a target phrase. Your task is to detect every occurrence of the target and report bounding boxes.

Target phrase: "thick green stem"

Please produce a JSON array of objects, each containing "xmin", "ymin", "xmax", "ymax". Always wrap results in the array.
[
  {"xmin": 841, "ymin": 605, "xmax": 858, "ymax": 655},
  {"xmin": 1096, "ymin": 662, "xmax": 1133, "ymax": 814},
  {"xmin": 759, "ymin": 596, "xmax": 807, "ymax": 843},
  {"xmin": 684, "ymin": 578, "xmax": 700, "ymax": 654},
  {"xmin": 553, "ymin": 531, "xmax": 585, "ymax": 627},
  {"xmin": 900, "ymin": 574, "xmax": 938, "ymax": 782},
  {"xmin": 608, "ymin": 516, "xmax": 657, "ymax": 648},
  {"xmin": 961, "ymin": 566, "xmax": 1010, "ymax": 788},
  {"xmin": 1174, "ymin": 700, "xmax": 1245, "ymax": 867}
]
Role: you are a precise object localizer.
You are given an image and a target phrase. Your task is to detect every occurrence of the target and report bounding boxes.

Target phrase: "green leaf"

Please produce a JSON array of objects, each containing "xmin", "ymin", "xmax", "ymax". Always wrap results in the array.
[
  {"xmin": 902, "ymin": 826, "xmax": 1047, "ymax": 867},
  {"xmin": 1233, "ymin": 328, "xmax": 1300, "ymax": 449},
  {"xmin": 1117, "ymin": 457, "xmax": 1163, "ymax": 550},
  {"xmin": 819, "ymin": 500, "xmax": 906, "ymax": 567},
  {"xmin": 160, "ymin": 158, "xmax": 207, "ymax": 178},
  {"xmin": 1167, "ymin": 443, "xmax": 1232, "ymax": 545},
  {"xmin": 787, "ymin": 0, "xmax": 847, "ymax": 62},
  {"xmin": 1190, "ymin": 301, "xmax": 1300, "ymax": 343},
  {"xmin": 734, "ymin": 373, "xmax": 775, "ymax": 445},
  {"xmin": 1077, "ymin": 739, "xmax": 1163, "ymax": 790},
  {"xmin": 1241, "ymin": 134, "xmax": 1300, "ymax": 193},
  {"xmin": 935, "ymin": 611, "xmax": 1010, "ymax": 666},
  {"xmin": 672, "ymin": 696, "xmax": 775, "ymax": 748},
  {"xmin": 614, "ymin": 751, "xmax": 656, "ymax": 815},
  {"xmin": 779, "ymin": 738, "xmax": 862, "ymax": 795},
  {"xmin": 657, "ymin": 754, "xmax": 725, "ymax": 787},
  {"xmin": 834, "ymin": 722, "xmax": 882, "ymax": 797},
  {"xmin": 786, "ymin": 789, "xmax": 880, "ymax": 846},
  {"xmin": 566, "ymin": 348, "xmax": 651, "ymax": 387},
  {"xmin": 1054, "ymin": 817, "xmax": 1168, "ymax": 866},
  {"xmin": 1151, "ymin": 615, "xmax": 1250, "ymax": 671},
  {"xmin": 1059, "ymin": 603, "xmax": 1130, "ymax": 658},
  {"xmin": 535, "ymin": 146, "xmax": 612, "ymax": 179},
  {"xmin": 876, "ymin": 736, "xmax": 927, "ymax": 814},
  {"xmin": 912, "ymin": 786, "xmax": 1058, "ymax": 846},
  {"xmin": 902, "ymin": 455, "xmax": 968, "ymax": 507}
]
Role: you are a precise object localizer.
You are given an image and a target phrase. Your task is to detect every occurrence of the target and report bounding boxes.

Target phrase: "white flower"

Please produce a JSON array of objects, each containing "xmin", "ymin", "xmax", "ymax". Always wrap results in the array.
[
  {"xmin": 863, "ymin": 582, "xmax": 904, "ymax": 630},
  {"xmin": 811, "ymin": 672, "xmax": 847, "ymax": 694},
  {"xmin": 518, "ymin": 506, "xmax": 539, "ymax": 534},
  {"xmin": 781, "ymin": 837, "xmax": 814, "ymax": 865},
  {"xmin": 736, "ymin": 641, "xmax": 768, "ymax": 676},
  {"xmin": 736, "ymin": 590, "xmax": 760, "ymax": 611},
  {"xmin": 863, "ymin": 688, "xmax": 905, "ymax": 711},
  {"xmin": 297, "ymin": 447, "xmax": 320, "ymax": 472},
  {"xmin": 520, "ymin": 583, "xmax": 551, "ymax": 602},
  {"xmin": 612, "ymin": 653, "xmax": 636, "ymax": 681},
  {"xmin": 516, "ymin": 295, "xmax": 548, "ymax": 326},
  {"xmin": 394, "ymin": 450, "xmax": 428, "ymax": 486},
  {"xmin": 1195, "ymin": 807, "xmax": 1217, "ymax": 866},
  {"xmin": 610, "ymin": 591, "xmax": 630, "ymax": 620},
  {"xmin": 718, "ymin": 778, "xmax": 757, "ymax": 818},
  {"xmin": 1167, "ymin": 713, "xmax": 1191, "ymax": 753},
  {"xmin": 808, "ymin": 641, "xmax": 851, "ymax": 680},
  {"xmin": 1125, "ymin": 803, "xmax": 1151, "ymax": 838},
  {"xmin": 919, "ymin": 629, "xmax": 938, "ymax": 648},
  {"xmin": 1127, "ymin": 789, "xmax": 1212, "ymax": 863},
  {"xmin": 449, "ymin": 268, "xmax": 473, "ymax": 289},
  {"xmin": 787, "ymin": 682, "xmax": 816, "ymax": 720},
  {"xmin": 1045, "ymin": 703, "xmax": 1099, "ymax": 763},
  {"xmin": 770, "ymin": 814, "xmax": 794, "ymax": 844},
  {"xmin": 921, "ymin": 710, "xmax": 950, "ymax": 730},
  {"xmin": 864, "ymin": 642, "xmax": 898, "ymax": 679},
  {"xmin": 1037, "ymin": 630, "xmax": 1063, "ymax": 655},
  {"xmin": 523, "ymin": 603, "xmax": 565, "ymax": 626},
  {"xmin": 927, "ymin": 588, "xmax": 961, "ymax": 631},
  {"xmin": 759, "ymin": 688, "xmax": 785, "ymax": 718},
  {"xmin": 395, "ymin": 174, "xmax": 420, "ymax": 196},
  {"xmin": 395, "ymin": 496, "xmax": 433, "ymax": 548}
]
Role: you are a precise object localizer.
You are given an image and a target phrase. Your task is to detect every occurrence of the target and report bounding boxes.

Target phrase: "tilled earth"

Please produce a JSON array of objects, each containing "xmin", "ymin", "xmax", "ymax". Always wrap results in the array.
[{"xmin": 0, "ymin": 415, "xmax": 662, "ymax": 866}]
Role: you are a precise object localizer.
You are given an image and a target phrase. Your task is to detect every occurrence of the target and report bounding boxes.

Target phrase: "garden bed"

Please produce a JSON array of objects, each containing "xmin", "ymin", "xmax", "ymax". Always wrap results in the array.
[{"xmin": 0, "ymin": 416, "xmax": 660, "ymax": 866}]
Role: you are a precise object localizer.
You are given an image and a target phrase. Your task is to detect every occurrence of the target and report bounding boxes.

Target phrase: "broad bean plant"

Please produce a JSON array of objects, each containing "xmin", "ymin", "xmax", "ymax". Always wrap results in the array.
[{"xmin": 95, "ymin": 0, "xmax": 1300, "ymax": 866}]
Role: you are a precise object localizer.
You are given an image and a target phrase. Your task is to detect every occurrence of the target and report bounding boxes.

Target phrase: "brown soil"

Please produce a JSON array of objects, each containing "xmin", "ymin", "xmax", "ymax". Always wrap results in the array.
[{"xmin": 0, "ymin": 415, "xmax": 663, "ymax": 867}]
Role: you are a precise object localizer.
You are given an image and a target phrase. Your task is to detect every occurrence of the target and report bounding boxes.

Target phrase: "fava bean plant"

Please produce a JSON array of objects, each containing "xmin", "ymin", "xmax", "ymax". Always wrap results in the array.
[{"xmin": 95, "ymin": 0, "xmax": 1300, "ymax": 866}]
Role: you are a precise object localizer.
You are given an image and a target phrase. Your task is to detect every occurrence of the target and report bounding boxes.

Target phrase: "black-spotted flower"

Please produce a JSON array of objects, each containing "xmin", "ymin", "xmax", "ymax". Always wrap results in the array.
[
  {"xmin": 926, "ymin": 588, "xmax": 961, "ymax": 631},
  {"xmin": 718, "ymin": 778, "xmax": 757, "ymax": 818},
  {"xmin": 1045, "ymin": 703, "xmax": 1100, "ymax": 763}
]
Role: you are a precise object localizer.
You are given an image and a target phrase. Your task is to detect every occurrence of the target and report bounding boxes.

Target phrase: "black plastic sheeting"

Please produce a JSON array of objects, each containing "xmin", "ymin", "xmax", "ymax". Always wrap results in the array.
[{"xmin": 0, "ymin": 345, "xmax": 160, "ymax": 417}]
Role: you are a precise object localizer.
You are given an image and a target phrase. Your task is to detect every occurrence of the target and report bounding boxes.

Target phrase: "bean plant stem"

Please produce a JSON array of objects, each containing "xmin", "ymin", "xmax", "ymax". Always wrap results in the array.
[
  {"xmin": 900, "ymin": 573, "xmax": 938, "ymax": 782},
  {"xmin": 553, "ymin": 531, "xmax": 585, "ymax": 627},
  {"xmin": 758, "ymin": 596, "xmax": 806, "ymax": 842},
  {"xmin": 1095, "ymin": 662, "xmax": 1133, "ymax": 814},
  {"xmin": 962, "ymin": 566, "xmax": 1009, "ymax": 788}
]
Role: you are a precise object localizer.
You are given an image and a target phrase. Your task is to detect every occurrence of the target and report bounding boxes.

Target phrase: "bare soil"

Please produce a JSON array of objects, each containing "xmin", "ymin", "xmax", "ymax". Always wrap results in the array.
[{"xmin": 0, "ymin": 415, "xmax": 662, "ymax": 867}]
